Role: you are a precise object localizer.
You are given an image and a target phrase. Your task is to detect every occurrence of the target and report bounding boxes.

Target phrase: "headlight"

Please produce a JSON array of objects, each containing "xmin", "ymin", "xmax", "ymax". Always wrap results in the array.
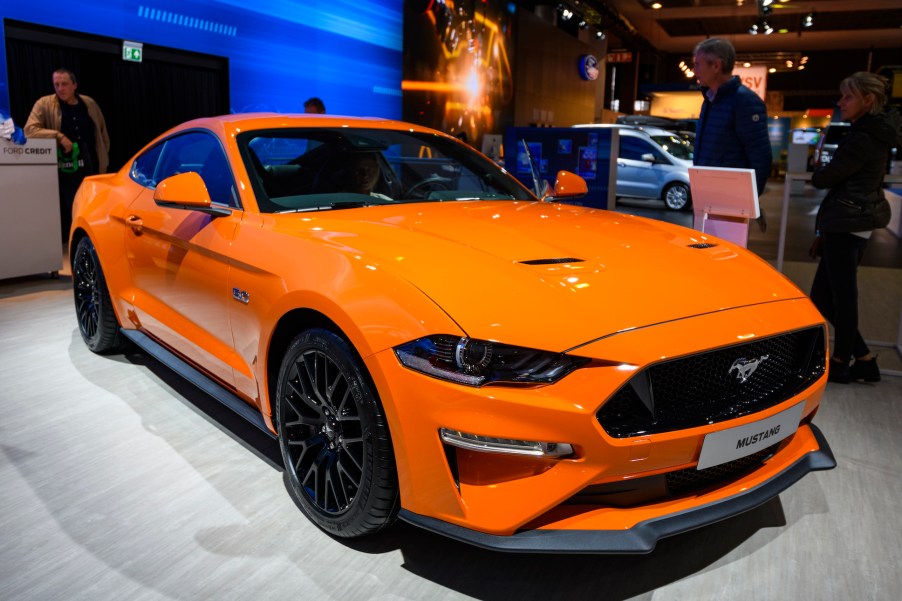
[{"xmin": 394, "ymin": 335, "xmax": 590, "ymax": 386}]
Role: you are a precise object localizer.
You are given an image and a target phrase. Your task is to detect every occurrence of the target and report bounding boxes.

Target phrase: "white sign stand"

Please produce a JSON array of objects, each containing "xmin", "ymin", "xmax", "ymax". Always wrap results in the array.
[
  {"xmin": 0, "ymin": 138, "xmax": 62, "ymax": 279},
  {"xmin": 689, "ymin": 166, "xmax": 760, "ymax": 248}
]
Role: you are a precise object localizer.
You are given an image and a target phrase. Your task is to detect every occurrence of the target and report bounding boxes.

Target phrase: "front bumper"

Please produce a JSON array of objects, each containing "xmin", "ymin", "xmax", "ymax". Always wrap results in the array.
[{"xmin": 399, "ymin": 424, "xmax": 835, "ymax": 553}]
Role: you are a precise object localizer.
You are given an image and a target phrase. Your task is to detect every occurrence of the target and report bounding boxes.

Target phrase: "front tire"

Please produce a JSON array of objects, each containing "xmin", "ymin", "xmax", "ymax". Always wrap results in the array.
[
  {"xmin": 72, "ymin": 237, "xmax": 124, "ymax": 354},
  {"xmin": 663, "ymin": 182, "xmax": 691, "ymax": 211},
  {"xmin": 276, "ymin": 328, "xmax": 399, "ymax": 537}
]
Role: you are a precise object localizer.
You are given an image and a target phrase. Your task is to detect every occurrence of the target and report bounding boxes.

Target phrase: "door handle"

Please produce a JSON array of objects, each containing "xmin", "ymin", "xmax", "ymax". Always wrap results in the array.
[{"xmin": 126, "ymin": 215, "xmax": 143, "ymax": 232}]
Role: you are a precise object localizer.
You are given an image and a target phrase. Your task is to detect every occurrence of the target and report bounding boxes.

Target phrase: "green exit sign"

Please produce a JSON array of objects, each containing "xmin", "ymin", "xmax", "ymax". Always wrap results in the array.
[{"xmin": 123, "ymin": 41, "xmax": 143, "ymax": 63}]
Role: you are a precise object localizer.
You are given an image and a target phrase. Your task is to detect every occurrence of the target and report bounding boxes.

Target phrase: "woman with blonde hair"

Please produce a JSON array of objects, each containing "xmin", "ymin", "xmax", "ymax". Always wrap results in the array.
[{"xmin": 809, "ymin": 71, "xmax": 901, "ymax": 383}]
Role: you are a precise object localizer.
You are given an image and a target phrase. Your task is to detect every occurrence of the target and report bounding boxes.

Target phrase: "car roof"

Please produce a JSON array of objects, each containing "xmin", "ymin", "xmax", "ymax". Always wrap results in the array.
[
  {"xmin": 163, "ymin": 113, "xmax": 446, "ymax": 139},
  {"xmin": 638, "ymin": 126, "xmax": 683, "ymax": 137},
  {"xmin": 572, "ymin": 123, "xmax": 634, "ymax": 129},
  {"xmin": 573, "ymin": 123, "xmax": 684, "ymax": 138}
]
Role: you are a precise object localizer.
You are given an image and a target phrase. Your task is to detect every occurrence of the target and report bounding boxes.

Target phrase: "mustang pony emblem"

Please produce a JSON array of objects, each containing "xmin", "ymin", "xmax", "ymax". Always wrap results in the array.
[{"xmin": 729, "ymin": 355, "xmax": 769, "ymax": 383}]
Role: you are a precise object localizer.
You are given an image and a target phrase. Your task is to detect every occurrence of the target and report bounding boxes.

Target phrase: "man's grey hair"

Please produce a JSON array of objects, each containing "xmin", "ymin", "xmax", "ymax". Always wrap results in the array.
[{"xmin": 693, "ymin": 38, "xmax": 736, "ymax": 74}]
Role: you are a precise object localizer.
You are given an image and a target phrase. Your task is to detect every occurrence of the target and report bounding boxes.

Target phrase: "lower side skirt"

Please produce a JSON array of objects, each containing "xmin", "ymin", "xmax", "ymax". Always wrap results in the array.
[{"xmin": 120, "ymin": 328, "xmax": 275, "ymax": 439}]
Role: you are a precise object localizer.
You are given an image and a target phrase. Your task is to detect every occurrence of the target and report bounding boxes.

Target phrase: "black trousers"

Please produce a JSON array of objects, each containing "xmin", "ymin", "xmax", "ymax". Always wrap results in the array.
[
  {"xmin": 57, "ymin": 147, "xmax": 97, "ymax": 243},
  {"xmin": 809, "ymin": 231, "xmax": 870, "ymax": 362},
  {"xmin": 58, "ymin": 170, "xmax": 87, "ymax": 243}
]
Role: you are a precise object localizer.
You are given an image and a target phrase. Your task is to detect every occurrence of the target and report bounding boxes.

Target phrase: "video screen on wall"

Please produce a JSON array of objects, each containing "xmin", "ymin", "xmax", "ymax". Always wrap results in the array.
[{"xmin": 402, "ymin": 0, "xmax": 516, "ymax": 150}]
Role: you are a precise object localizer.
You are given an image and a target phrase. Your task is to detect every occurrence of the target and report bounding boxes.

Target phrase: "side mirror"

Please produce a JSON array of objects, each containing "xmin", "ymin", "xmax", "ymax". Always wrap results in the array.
[
  {"xmin": 153, "ymin": 172, "xmax": 231, "ymax": 216},
  {"xmin": 543, "ymin": 170, "xmax": 588, "ymax": 201},
  {"xmin": 641, "ymin": 153, "xmax": 657, "ymax": 163}
]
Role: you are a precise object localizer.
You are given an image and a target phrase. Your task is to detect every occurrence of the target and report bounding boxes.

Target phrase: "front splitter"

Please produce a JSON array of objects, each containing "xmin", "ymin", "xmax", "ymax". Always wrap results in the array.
[{"xmin": 399, "ymin": 424, "xmax": 836, "ymax": 554}]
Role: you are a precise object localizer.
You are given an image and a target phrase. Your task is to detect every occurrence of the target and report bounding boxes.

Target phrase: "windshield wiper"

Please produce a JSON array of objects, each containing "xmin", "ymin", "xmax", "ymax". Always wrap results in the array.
[
  {"xmin": 328, "ymin": 201, "xmax": 371, "ymax": 210},
  {"xmin": 280, "ymin": 201, "xmax": 373, "ymax": 213}
]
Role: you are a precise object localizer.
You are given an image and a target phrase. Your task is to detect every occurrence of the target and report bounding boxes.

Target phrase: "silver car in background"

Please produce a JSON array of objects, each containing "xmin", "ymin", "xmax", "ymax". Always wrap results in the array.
[{"xmin": 574, "ymin": 124, "xmax": 694, "ymax": 211}]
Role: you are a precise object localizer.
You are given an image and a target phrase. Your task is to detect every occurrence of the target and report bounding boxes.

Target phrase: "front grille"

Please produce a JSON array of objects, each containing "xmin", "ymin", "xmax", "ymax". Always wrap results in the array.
[
  {"xmin": 565, "ymin": 443, "xmax": 779, "ymax": 507},
  {"xmin": 666, "ymin": 444, "xmax": 776, "ymax": 495},
  {"xmin": 597, "ymin": 326, "xmax": 826, "ymax": 438}
]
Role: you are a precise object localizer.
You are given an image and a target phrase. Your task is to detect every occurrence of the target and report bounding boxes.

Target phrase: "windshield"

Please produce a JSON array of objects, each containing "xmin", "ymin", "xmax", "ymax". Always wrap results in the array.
[
  {"xmin": 238, "ymin": 128, "xmax": 533, "ymax": 213},
  {"xmin": 651, "ymin": 134, "xmax": 694, "ymax": 161}
]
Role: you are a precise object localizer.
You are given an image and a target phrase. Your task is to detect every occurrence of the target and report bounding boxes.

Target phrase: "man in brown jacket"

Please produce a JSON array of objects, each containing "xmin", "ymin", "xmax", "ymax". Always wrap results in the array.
[{"xmin": 25, "ymin": 68, "xmax": 110, "ymax": 242}]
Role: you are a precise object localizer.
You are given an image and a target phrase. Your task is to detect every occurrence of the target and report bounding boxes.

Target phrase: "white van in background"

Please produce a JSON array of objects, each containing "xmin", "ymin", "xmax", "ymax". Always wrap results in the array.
[{"xmin": 573, "ymin": 124, "xmax": 695, "ymax": 210}]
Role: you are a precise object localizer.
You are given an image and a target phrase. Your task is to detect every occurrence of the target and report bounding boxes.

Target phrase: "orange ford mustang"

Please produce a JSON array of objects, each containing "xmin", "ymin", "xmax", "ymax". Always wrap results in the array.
[{"xmin": 70, "ymin": 114, "xmax": 834, "ymax": 553}]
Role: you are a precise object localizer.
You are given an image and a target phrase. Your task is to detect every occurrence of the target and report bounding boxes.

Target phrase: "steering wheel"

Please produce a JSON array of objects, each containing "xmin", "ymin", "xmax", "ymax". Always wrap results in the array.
[{"xmin": 404, "ymin": 175, "xmax": 453, "ymax": 199}]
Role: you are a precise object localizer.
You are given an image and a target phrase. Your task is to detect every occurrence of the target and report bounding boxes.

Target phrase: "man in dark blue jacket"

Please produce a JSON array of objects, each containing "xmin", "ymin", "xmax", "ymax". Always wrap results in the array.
[{"xmin": 693, "ymin": 38, "xmax": 772, "ymax": 231}]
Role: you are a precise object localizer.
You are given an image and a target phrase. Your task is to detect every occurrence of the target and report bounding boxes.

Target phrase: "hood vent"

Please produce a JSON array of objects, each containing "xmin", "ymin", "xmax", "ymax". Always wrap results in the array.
[
  {"xmin": 688, "ymin": 243, "xmax": 718, "ymax": 249},
  {"xmin": 519, "ymin": 257, "xmax": 585, "ymax": 265}
]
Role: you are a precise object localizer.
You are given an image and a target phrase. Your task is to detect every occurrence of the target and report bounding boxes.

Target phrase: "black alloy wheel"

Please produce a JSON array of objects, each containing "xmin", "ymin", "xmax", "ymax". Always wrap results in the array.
[
  {"xmin": 72, "ymin": 237, "xmax": 124, "ymax": 354},
  {"xmin": 276, "ymin": 328, "xmax": 398, "ymax": 537}
]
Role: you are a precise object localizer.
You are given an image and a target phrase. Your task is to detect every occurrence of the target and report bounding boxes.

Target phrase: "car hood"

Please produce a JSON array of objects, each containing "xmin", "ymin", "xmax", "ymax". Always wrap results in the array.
[{"xmin": 288, "ymin": 201, "xmax": 804, "ymax": 351}]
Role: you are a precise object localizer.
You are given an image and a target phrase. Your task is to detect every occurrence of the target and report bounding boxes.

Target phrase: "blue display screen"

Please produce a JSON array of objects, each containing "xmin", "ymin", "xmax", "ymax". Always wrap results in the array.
[{"xmin": 0, "ymin": 0, "xmax": 402, "ymax": 120}]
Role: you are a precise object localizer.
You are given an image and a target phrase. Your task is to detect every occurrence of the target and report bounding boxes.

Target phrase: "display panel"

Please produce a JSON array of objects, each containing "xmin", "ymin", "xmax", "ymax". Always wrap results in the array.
[{"xmin": 504, "ymin": 126, "xmax": 613, "ymax": 207}]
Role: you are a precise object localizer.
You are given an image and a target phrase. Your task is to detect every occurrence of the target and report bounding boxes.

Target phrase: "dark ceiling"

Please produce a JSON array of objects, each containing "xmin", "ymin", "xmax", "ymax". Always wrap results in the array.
[
  {"xmin": 527, "ymin": 1, "xmax": 901, "ymax": 111},
  {"xmin": 591, "ymin": 0, "xmax": 902, "ymax": 55}
]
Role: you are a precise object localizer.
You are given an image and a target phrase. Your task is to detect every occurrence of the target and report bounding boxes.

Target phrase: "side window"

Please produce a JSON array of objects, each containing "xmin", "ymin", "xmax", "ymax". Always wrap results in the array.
[
  {"xmin": 620, "ymin": 137, "xmax": 659, "ymax": 162},
  {"xmin": 131, "ymin": 143, "xmax": 164, "ymax": 187},
  {"xmin": 155, "ymin": 131, "xmax": 239, "ymax": 207}
]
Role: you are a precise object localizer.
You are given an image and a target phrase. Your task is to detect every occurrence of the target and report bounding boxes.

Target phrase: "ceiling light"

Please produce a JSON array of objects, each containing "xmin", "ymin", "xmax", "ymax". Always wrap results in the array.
[
  {"xmin": 561, "ymin": 8, "xmax": 573, "ymax": 21},
  {"xmin": 769, "ymin": 67, "xmax": 776, "ymax": 73},
  {"xmin": 803, "ymin": 13, "xmax": 814, "ymax": 28},
  {"xmin": 761, "ymin": 0, "xmax": 774, "ymax": 6},
  {"xmin": 748, "ymin": 19, "xmax": 772, "ymax": 35},
  {"xmin": 596, "ymin": 30, "xmax": 606, "ymax": 40},
  {"xmin": 744, "ymin": 62, "xmax": 752, "ymax": 68},
  {"xmin": 651, "ymin": 2, "xmax": 663, "ymax": 8}
]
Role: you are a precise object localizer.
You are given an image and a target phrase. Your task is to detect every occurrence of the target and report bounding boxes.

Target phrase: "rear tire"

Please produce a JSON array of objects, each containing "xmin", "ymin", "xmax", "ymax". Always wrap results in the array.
[
  {"xmin": 663, "ymin": 182, "xmax": 691, "ymax": 211},
  {"xmin": 72, "ymin": 237, "xmax": 124, "ymax": 354},
  {"xmin": 276, "ymin": 328, "xmax": 399, "ymax": 537}
]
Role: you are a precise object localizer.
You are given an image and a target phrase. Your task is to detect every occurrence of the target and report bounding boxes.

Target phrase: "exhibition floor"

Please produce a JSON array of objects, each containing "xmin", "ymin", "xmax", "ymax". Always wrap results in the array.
[{"xmin": 1, "ymin": 180, "xmax": 900, "ymax": 601}]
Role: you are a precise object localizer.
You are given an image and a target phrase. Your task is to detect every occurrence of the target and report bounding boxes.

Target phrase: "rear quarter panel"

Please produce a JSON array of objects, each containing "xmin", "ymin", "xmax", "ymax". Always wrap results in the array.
[{"xmin": 70, "ymin": 171, "xmax": 144, "ymax": 326}]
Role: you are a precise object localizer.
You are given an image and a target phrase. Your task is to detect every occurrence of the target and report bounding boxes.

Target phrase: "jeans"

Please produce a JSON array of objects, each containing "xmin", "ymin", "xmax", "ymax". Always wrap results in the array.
[{"xmin": 809, "ymin": 231, "xmax": 870, "ymax": 362}]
